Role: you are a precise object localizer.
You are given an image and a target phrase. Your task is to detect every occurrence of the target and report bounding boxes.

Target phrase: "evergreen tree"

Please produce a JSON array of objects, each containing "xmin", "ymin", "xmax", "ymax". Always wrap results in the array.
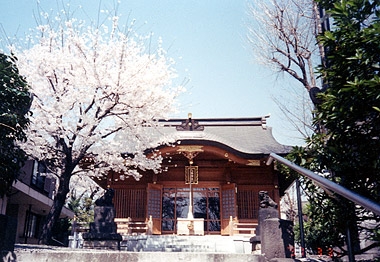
[
  {"xmin": 0, "ymin": 53, "xmax": 31, "ymax": 197},
  {"xmin": 286, "ymin": 0, "xmax": 380, "ymax": 257}
]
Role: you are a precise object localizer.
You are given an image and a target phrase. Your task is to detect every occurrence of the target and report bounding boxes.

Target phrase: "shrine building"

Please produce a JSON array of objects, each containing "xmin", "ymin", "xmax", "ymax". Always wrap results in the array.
[{"xmin": 100, "ymin": 114, "xmax": 291, "ymax": 236}]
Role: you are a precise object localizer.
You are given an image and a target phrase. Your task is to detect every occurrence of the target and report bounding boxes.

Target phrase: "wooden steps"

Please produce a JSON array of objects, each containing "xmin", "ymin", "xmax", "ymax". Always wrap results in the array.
[
  {"xmin": 115, "ymin": 217, "xmax": 152, "ymax": 235},
  {"xmin": 232, "ymin": 222, "xmax": 258, "ymax": 235}
]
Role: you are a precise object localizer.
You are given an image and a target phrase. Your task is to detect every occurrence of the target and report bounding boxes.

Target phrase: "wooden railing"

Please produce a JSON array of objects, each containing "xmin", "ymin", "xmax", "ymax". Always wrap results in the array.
[
  {"xmin": 229, "ymin": 216, "xmax": 258, "ymax": 236},
  {"xmin": 115, "ymin": 216, "xmax": 153, "ymax": 235}
]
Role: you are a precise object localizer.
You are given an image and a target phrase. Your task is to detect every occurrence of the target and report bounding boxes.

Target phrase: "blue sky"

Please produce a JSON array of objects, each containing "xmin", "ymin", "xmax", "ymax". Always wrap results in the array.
[{"xmin": 0, "ymin": 0, "xmax": 304, "ymax": 146}]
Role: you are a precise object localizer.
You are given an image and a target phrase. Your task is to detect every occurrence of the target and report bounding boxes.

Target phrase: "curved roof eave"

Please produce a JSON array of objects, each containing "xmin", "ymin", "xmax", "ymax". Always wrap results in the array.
[
  {"xmin": 141, "ymin": 115, "xmax": 291, "ymax": 158},
  {"xmin": 152, "ymin": 127, "xmax": 291, "ymax": 158},
  {"xmin": 156, "ymin": 139, "xmax": 281, "ymax": 160}
]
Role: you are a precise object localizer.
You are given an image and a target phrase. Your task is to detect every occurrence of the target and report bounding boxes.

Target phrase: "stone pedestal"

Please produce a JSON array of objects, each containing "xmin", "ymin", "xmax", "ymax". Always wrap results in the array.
[
  {"xmin": 261, "ymin": 218, "xmax": 294, "ymax": 260},
  {"xmin": 250, "ymin": 191, "xmax": 294, "ymax": 259},
  {"xmin": 82, "ymin": 239, "xmax": 121, "ymax": 250},
  {"xmin": 82, "ymin": 205, "xmax": 122, "ymax": 250},
  {"xmin": 177, "ymin": 218, "xmax": 204, "ymax": 235},
  {"xmin": 250, "ymin": 207, "xmax": 279, "ymax": 247},
  {"xmin": 257, "ymin": 207, "xmax": 279, "ymax": 239}
]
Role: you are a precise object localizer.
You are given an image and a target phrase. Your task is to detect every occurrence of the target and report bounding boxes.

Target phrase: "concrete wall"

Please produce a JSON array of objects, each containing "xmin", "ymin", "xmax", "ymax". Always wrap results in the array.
[
  {"xmin": 13, "ymin": 248, "xmax": 265, "ymax": 262},
  {"xmin": 15, "ymin": 205, "xmax": 27, "ymax": 244}
]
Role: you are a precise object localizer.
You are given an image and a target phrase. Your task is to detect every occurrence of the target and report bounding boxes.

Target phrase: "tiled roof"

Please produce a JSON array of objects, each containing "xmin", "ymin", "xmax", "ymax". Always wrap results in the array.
[{"xmin": 155, "ymin": 115, "xmax": 291, "ymax": 156}]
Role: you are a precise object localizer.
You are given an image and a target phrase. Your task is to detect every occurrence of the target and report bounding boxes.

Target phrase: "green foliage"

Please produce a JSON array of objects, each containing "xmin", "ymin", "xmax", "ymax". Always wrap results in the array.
[
  {"xmin": 315, "ymin": 0, "xmax": 380, "ymax": 204},
  {"xmin": 285, "ymin": 0, "xmax": 380, "ymax": 257},
  {"xmin": 67, "ymin": 189, "xmax": 95, "ymax": 227},
  {"xmin": 285, "ymin": 144, "xmax": 349, "ymax": 256},
  {"xmin": 0, "ymin": 53, "xmax": 31, "ymax": 197},
  {"xmin": 302, "ymin": 203, "xmax": 345, "ymax": 255}
]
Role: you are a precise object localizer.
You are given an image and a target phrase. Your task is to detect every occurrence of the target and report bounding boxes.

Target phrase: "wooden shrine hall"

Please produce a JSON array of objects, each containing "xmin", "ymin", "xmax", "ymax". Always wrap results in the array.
[{"xmin": 100, "ymin": 114, "xmax": 291, "ymax": 236}]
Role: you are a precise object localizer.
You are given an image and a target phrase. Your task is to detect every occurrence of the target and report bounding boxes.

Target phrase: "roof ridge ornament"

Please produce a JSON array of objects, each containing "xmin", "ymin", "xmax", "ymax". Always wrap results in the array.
[
  {"xmin": 261, "ymin": 114, "xmax": 270, "ymax": 130},
  {"xmin": 176, "ymin": 113, "xmax": 205, "ymax": 131}
]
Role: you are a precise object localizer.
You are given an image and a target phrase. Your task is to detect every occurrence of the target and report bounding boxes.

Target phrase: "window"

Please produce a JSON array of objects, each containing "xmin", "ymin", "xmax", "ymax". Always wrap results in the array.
[
  {"xmin": 24, "ymin": 211, "xmax": 44, "ymax": 239},
  {"xmin": 31, "ymin": 161, "xmax": 48, "ymax": 194}
]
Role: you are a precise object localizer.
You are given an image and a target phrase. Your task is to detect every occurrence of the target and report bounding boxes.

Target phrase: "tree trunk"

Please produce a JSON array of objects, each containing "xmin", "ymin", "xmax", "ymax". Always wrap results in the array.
[{"xmin": 38, "ymin": 168, "xmax": 73, "ymax": 245}]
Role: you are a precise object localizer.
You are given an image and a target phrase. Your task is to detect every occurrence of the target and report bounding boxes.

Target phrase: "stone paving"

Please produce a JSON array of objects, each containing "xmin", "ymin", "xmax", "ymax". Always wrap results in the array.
[
  {"xmin": 2, "ymin": 244, "xmax": 339, "ymax": 262},
  {"xmin": 2, "ymin": 243, "xmax": 376, "ymax": 261},
  {"xmin": 7, "ymin": 244, "xmax": 264, "ymax": 262}
]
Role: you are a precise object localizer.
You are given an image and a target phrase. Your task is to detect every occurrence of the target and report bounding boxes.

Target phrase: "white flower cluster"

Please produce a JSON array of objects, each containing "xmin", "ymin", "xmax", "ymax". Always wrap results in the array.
[{"xmin": 13, "ymin": 16, "xmax": 184, "ymax": 181}]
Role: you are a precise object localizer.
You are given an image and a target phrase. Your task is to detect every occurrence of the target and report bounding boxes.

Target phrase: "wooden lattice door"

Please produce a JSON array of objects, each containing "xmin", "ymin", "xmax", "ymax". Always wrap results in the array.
[
  {"xmin": 220, "ymin": 183, "xmax": 237, "ymax": 235},
  {"xmin": 147, "ymin": 183, "xmax": 163, "ymax": 234}
]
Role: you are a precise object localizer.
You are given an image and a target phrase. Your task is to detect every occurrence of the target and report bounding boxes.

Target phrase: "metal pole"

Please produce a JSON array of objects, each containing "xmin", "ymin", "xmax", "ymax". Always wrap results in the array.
[
  {"xmin": 346, "ymin": 224, "xmax": 355, "ymax": 262},
  {"xmin": 267, "ymin": 153, "xmax": 380, "ymax": 216},
  {"xmin": 296, "ymin": 179, "xmax": 306, "ymax": 258}
]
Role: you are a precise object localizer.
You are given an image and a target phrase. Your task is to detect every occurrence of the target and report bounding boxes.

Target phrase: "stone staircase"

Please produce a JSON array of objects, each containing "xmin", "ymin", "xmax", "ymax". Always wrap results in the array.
[{"xmin": 120, "ymin": 235, "xmax": 253, "ymax": 254}]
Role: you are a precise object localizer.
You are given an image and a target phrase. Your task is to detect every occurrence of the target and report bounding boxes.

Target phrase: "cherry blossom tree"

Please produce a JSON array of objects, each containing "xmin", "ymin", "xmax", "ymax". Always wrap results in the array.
[{"xmin": 12, "ymin": 12, "xmax": 183, "ymax": 244}]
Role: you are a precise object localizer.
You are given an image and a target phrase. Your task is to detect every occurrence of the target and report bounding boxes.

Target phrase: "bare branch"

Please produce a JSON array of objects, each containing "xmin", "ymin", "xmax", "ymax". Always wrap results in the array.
[{"xmin": 247, "ymin": 0, "xmax": 320, "ymax": 93}]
